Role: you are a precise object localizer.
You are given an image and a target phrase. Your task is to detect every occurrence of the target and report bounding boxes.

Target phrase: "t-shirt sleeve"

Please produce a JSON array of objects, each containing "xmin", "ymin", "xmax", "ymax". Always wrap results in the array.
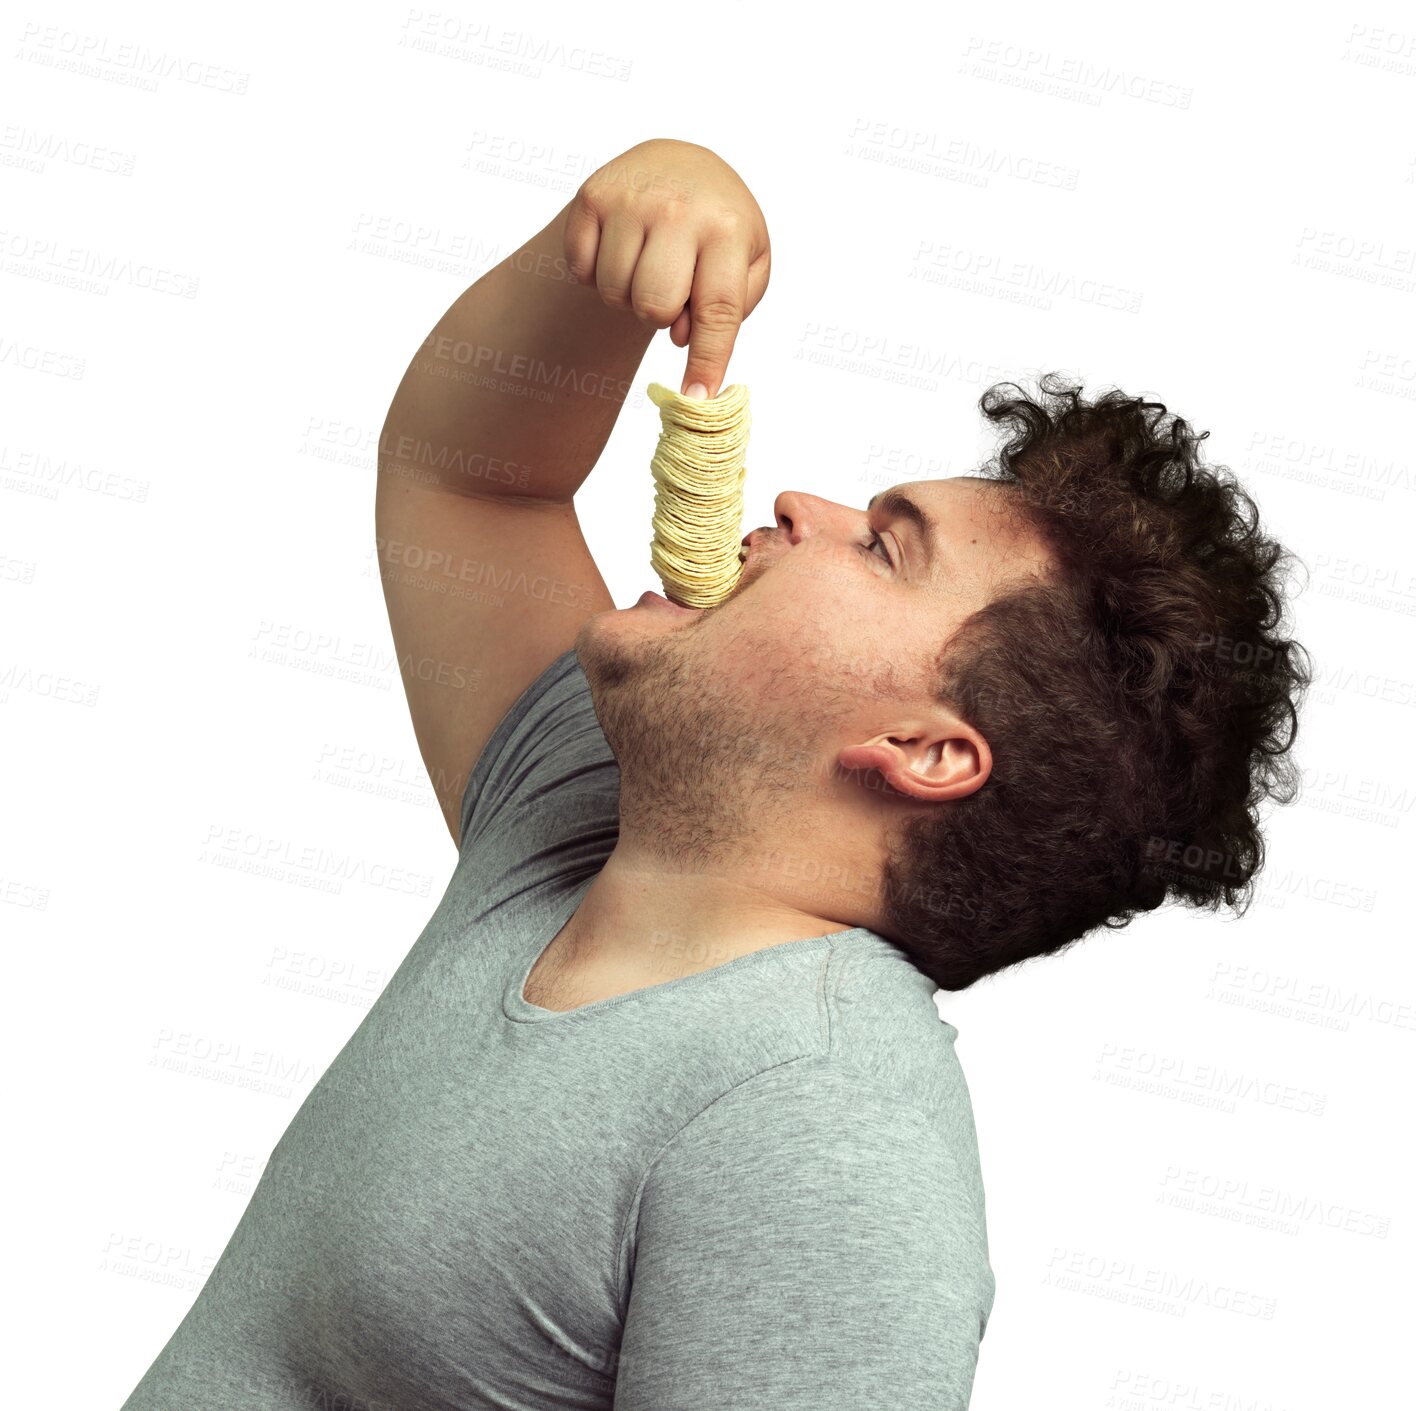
[
  {"xmin": 457, "ymin": 647, "xmax": 620, "ymax": 884},
  {"xmin": 613, "ymin": 1056, "xmax": 996, "ymax": 1411}
]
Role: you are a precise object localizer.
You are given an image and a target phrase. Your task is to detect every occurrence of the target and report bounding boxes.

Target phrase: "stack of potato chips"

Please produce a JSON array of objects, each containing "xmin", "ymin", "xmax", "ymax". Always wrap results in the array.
[{"xmin": 646, "ymin": 381, "xmax": 751, "ymax": 608}]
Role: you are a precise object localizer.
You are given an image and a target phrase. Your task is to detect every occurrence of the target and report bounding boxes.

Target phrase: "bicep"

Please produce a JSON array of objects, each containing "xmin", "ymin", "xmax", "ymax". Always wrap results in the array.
[{"xmin": 373, "ymin": 478, "xmax": 615, "ymax": 845}]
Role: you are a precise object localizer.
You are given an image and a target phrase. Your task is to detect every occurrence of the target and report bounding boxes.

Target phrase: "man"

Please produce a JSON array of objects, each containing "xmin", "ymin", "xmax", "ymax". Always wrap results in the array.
[{"xmin": 119, "ymin": 140, "xmax": 1308, "ymax": 1410}]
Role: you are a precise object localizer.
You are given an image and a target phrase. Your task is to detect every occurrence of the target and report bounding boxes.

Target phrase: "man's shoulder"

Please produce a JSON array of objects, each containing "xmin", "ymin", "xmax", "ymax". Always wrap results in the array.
[
  {"xmin": 649, "ymin": 934, "xmax": 982, "ymax": 1158},
  {"xmin": 458, "ymin": 645, "xmax": 619, "ymax": 860}
]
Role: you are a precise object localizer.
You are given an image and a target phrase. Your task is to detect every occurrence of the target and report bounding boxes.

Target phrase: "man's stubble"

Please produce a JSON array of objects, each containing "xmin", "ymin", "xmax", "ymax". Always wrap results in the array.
[{"xmin": 577, "ymin": 621, "xmax": 819, "ymax": 869}]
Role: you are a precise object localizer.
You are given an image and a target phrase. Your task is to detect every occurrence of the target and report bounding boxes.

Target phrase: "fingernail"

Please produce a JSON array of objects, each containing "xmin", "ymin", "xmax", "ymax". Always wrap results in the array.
[{"xmin": 683, "ymin": 382, "xmax": 707, "ymax": 399}]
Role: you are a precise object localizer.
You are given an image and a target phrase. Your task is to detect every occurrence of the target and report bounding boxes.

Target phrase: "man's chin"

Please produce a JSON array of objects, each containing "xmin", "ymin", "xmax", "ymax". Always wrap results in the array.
[
  {"xmin": 574, "ymin": 609, "xmax": 663, "ymax": 692},
  {"xmin": 574, "ymin": 582, "xmax": 734, "ymax": 676}
]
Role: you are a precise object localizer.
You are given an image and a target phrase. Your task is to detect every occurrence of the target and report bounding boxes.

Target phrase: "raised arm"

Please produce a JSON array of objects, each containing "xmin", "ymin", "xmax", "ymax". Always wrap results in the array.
[{"xmin": 375, "ymin": 139, "xmax": 771, "ymax": 846}]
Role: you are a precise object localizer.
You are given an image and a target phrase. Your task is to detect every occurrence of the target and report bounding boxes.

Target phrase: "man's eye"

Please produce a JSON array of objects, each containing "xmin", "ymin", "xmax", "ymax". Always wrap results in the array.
[{"xmin": 859, "ymin": 531, "xmax": 892, "ymax": 568}]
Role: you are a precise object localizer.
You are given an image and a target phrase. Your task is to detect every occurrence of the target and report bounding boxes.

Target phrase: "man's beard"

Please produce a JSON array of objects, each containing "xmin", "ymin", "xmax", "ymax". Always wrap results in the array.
[{"xmin": 576, "ymin": 622, "xmax": 806, "ymax": 869}]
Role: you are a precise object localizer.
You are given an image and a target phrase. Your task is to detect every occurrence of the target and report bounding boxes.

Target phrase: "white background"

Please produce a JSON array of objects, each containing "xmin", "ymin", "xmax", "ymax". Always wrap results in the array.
[{"xmin": 5, "ymin": 1, "xmax": 1413, "ymax": 1406}]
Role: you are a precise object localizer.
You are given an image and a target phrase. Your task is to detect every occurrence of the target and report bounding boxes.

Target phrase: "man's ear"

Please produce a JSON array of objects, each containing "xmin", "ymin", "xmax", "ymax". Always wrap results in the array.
[{"xmin": 836, "ymin": 715, "xmax": 992, "ymax": 802}]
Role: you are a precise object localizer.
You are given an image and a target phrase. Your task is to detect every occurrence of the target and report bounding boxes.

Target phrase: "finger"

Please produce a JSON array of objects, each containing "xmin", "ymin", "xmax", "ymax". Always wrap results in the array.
[
  {"xmin": 669, "ymin": 307, "xmax": 691, "ymax": 347},
  {"xmin": 681, "ymin": 238, "xmax": 748, "ymax": 397},
  {"xmin": 630, "ymin": 224, "xmax": 696, "ymax": 330},
  {"xmin": 562, "ymin": 196, "xmax": 603, "ymax": 287},
  {"xmin": 745, "ymin": 245, "xmax": 771, "ymax": 318},
  {"xmin": 594, "ymin": 214, "xmax": 647, "ymax": 310}
]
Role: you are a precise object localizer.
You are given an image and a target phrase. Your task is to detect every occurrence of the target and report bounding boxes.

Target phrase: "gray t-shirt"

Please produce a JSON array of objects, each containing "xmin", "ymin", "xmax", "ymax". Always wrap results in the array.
[{"xmin": 119, "ymin": 647, "xmax": 996, "ymax": 1411}]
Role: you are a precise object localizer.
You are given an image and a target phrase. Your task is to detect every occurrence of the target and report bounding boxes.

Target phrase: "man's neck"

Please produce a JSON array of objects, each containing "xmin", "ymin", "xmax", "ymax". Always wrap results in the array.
[{"xmin": 553, "ymin": 840, "xmax": 874, "ymax": 987}]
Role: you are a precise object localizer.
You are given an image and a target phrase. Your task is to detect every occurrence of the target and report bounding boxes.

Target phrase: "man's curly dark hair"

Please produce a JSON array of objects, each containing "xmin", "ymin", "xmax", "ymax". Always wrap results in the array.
[{"xmin": 879, "ymin": 372, "xmax": 1313, "ymax": 992}]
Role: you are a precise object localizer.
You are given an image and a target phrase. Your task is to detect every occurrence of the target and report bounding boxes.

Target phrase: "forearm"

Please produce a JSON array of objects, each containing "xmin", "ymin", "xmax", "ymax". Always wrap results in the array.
[{"xmin": 378, "ymin": 196, "xmax": 656, "ymax": 505}]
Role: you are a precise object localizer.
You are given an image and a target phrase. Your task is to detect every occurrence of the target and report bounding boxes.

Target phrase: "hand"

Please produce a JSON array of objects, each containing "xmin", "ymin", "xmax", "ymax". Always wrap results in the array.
[{"xmin": 563, "ymin": 138, "xmax": 771, "ymax": 398}]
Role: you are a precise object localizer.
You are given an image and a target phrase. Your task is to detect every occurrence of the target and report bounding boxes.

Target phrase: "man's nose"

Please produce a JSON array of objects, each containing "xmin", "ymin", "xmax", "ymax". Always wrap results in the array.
[
  {"xmin": 773, "ymin": 490, "xmax": 856, "ymax": 546},
  {"xmin": 773, "ymin": 489, "xmax": 814, "ymax": 544},
  {"xmin": 741, "ymin": 492, "xmax": 850, "ymax": 559}
]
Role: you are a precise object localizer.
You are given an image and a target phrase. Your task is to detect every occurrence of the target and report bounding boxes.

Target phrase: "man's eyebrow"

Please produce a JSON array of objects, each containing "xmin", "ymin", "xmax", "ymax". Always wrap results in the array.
[{"xmin": 866, "ymin": 488, "xmax": 939, "ymax": 574}]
